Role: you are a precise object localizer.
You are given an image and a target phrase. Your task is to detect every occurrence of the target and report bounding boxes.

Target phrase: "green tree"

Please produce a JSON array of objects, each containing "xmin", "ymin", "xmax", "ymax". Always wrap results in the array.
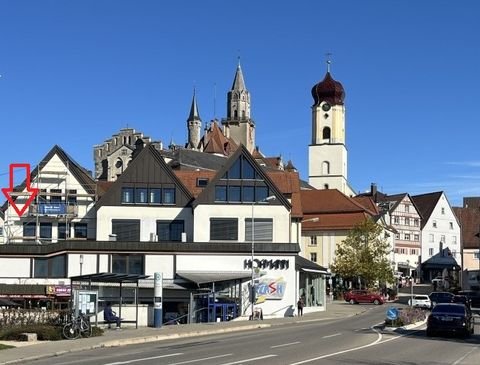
[{"xmin": 331, "ymin": 219, "xmax": 394, "ymax": 289}]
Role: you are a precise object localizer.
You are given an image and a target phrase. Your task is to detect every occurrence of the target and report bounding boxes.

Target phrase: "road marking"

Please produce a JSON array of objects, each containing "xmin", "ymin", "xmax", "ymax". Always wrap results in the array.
[
  {"xmin": 271, "ymin": 341, "xmax": 301, "ymax": 348},
  {"xmin": 103, "ymin": 353, "xmax": 183, "ymax": 365},
  {"xmin": 289, "ymin": 325, "xmax": 382, "ymax": 364},
  {"xmin": 168, "ymin": 354, "xmax": 233, "ymax": 364},
  {"xmin": 297, "ymin": 317, "xmax": 333, "ymax": 323},
  {"xmin": 219, "ymin": 354, "xmax": 277, "ymax": 365},
  {"xmin": 451, "ymin": 346, "xmax": 478, "ymax": 365},
  {"xmin": 321, "ymin": 333, "xmax": 342, "ymax": 339}
]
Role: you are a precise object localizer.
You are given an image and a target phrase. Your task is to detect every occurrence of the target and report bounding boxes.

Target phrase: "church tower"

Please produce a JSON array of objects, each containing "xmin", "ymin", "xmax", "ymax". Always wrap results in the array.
[
  {"xmin": 308, "ymin": 62, "xmax": 352, "ymax": 195},
  {"xmin": 221, "ymin": 61, "xmax": 255, "ymax": 152},
  {"xmin": 186, "ymin": 89, "xmax": 202, "ymax": 150}
]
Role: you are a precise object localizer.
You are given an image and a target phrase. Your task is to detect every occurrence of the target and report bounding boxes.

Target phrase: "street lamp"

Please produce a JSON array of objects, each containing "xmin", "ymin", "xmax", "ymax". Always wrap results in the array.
[{"xmin": 250, "ymin": 195, "xmax": 276, "ymax": 320}]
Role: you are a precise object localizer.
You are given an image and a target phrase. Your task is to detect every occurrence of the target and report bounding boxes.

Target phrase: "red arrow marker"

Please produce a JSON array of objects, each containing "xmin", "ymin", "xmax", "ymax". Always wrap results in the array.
[{"xmin": 2, "ymin": 163, "xmax": 39, "ymax": 217}]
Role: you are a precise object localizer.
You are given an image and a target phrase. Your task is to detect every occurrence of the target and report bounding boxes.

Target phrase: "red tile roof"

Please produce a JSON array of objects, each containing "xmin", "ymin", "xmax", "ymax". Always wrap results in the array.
[{"xmin": 174, "ymin": 170, "xmax": 217, "ymax": 198}]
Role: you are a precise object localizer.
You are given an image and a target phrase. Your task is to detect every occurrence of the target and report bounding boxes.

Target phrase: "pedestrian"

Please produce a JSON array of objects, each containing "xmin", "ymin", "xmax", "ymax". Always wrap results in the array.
[
  {"xmin": 104, "ymin": 302, "xmax": 121, "ymax": 329},
  {"xmin": 297, "ymin": 297, "xmax": 304, "ymax": 316}
]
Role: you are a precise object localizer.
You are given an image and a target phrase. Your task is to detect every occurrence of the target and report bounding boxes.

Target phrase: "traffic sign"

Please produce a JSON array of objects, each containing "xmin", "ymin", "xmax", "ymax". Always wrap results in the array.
[{"xmin": 386, "ymin": 306, "xmax": 399, "ymax": 321}]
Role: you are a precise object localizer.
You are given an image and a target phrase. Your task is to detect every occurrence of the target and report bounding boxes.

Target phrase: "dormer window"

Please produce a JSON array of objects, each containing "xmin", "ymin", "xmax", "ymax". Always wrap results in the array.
[{"xmin": 196, "ymin": 178, "xmax": 209, "ymax": 187}]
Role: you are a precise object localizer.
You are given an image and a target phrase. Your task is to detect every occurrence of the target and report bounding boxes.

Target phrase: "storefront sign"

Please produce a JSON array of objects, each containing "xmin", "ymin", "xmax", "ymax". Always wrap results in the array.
[
  {"xmin": 244, "ymin": 259, "xmax": 289, "ymax": 270},
  {"xmin": 46, "ymin": 285, "xmax": 71, "ymax": 297}
]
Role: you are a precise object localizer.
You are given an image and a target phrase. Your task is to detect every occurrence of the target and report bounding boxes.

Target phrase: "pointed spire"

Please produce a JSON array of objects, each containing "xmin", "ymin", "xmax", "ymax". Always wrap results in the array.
[
  {"xmin": 188, "ymin": 88, "xmax": 201, "ymax": 121},
  {"xmin": 325, "ymin": 52, "xmax": 332, "ymax": 73},
  {"xmin": 231, "ymin": 59, "xmax": 246, "ymax": 91}
]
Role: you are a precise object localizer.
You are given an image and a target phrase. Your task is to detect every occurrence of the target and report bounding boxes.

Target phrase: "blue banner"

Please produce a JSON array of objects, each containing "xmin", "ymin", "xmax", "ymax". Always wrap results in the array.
[{"xmin": 38, "ymin": 203, "xmax": 66, "ymax": 215}]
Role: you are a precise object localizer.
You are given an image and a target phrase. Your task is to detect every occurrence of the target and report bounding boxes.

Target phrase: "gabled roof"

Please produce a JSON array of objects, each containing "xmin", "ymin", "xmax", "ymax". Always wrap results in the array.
[
  {"xmin": 96, "ymin": 144, "xmax": 193, "ymax": 208},
  {"xmin": 421, "ymin": 247, "xmax": 460, "ymax": 269},
  {"xmin": 352, "ymin": 196, "xmax": 379, "ymax": 215},
  {"xmin": 453, "ymin": 206, "xmax": 480, "ymax": 249},
  {"xmin": 411, "ymin": 191, "xmax": 444, "ymax": 228},
  {"xmin": 200, "ymin": 121, "xmax": 238, "ymax": 156},
  {"xmin": 1, "ymin": 145, "xmax": 96, "ymax": 212},
  {"xmin": 193, "ymin": 145, "xmax": 291, "ymax": 209}
]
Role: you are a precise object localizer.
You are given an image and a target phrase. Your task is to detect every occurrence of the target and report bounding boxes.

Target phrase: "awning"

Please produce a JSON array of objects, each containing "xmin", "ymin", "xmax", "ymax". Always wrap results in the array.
[
  {"xmin": 301, "ymin": 268, "xmax": 329, "ymax": 274},
  {"xmin": 176, "ymin": 271, "xmax": 251, "ymax": 285},
  {"xmin": 295, "ymin": 255, "xmax": 329, "ymax": 274},
  {"xmin": 0, "ymin": 298, "xmax": 21, "ymax": 307}
]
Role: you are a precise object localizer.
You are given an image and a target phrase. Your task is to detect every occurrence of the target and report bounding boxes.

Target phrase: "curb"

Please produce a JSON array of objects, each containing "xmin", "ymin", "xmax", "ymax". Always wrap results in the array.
[{"xmin": 0, "ymin": 324, "xmax": 271, "ymax": 365}]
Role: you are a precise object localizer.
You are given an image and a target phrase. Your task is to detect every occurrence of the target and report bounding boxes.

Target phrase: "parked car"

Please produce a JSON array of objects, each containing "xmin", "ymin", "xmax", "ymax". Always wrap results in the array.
[
  {"xmin": 408, "ymin": 295, "xmax": 432, "ymax": 309},
  {"xmin": 429, "ymin": 292, "xmax": 455, "ymax": 307},
  {"xmin": 431, "ymin": 276, "xmax": 444, "ymax": 284},
  {"xmin": 343, "ymin": 290, "xmax": 384, "ymax": 305},
  {"xmin": 457, "ymin": 290, "xmax": 480, "ymax": 308},
  {"xmin": 426, "ymin": 303, "xmax": 474, "ymax": 338}
]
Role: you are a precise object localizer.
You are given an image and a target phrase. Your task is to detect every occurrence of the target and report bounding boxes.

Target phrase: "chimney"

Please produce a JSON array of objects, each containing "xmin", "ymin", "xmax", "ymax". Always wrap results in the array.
[{"xmin": 371, "ymin": 183, "xmax": 377, "ymax": 197}]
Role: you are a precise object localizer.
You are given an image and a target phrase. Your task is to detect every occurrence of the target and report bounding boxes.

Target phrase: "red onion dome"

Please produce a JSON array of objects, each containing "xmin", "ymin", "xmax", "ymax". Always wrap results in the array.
[{"xmin": 311, "ymin": 72, "xmax": 345, "ymax": 106}]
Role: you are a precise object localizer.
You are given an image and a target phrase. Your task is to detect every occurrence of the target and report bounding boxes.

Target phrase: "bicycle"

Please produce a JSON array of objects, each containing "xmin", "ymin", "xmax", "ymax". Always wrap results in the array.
[{"xmin": 62, "ymin": 313, "xmax": 92, "ymax": 340}]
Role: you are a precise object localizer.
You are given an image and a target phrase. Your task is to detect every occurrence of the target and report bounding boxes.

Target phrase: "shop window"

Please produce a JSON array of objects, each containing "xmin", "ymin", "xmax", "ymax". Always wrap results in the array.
[
  {"xmin": 112, "ymin": 254, "xmax": 144, "ymax": 275},
  {"xmin": 34, "ymin": 255, "xmax": 66, "ymax": 278}
]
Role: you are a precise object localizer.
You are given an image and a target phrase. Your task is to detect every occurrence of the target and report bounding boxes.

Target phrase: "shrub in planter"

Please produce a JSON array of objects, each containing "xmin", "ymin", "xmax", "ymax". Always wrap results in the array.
[
  {"xmin": 384, "ymin": 307, "xmax": 426, "ymax": 327},
  {"xmin": 0, "ymin": 324, "xmax": 63, "ymax": 341}
]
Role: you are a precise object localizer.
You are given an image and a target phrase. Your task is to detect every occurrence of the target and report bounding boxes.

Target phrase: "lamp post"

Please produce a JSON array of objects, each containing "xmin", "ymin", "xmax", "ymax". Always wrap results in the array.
[{"xmin": 250, "ymin": 195, "xmax": 276, "ymax": 320}]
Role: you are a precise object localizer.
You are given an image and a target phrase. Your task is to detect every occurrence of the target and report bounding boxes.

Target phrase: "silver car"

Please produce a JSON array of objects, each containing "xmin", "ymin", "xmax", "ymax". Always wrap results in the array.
[{"xmin": 408, "ymin": 295, "xmax": 432, "ymax": 309}]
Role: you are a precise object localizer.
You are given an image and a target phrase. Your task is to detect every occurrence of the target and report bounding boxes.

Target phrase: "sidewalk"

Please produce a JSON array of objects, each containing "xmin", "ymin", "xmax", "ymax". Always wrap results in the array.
[{"xmin": 0, "ymin": 302, "xmax": 367, "ymax": 365}]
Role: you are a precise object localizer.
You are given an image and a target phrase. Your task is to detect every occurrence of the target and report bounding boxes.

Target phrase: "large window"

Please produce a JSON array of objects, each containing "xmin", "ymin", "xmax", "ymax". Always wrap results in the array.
[
  {"xmin": 23, "ymin": 222, "xmax": 36, "ymax": 237},
  {"xmin": 149, "ymin": 188, "xmax": 161, "ymax": 204},
  {"xmin": 157, "ymin": 220, "xmax": 184, "ymax": 242},
  {"xmin": 34, "ymin": 255, "xmax": 66, "ymax": 278},
  {"xmin": 245, "ymin": 218, "xmax": 273, "ymax": 242},
  {"xmin": 163, "ymin": 188, "xmax": 176, "ymax": 204},
  {"xmin": 112, "ymin": 220, "xmax": 140, "ymax": 241},
  {"xmin": 112, "ymin": 254, "xmax": 144, "ymax": 275},
  {"xmin": 74, "ymin": 223, "xmax": 88, "ymax": 239},
  {"xmin": 210, "ymin": 218, "xmax": 238, "ymax": 241}
]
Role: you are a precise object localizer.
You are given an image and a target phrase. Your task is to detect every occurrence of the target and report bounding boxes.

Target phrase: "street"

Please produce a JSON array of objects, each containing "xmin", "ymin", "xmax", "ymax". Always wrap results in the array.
[{"xmin": 24, "ymin": 305, "xmax": 480, "ymax": 365}]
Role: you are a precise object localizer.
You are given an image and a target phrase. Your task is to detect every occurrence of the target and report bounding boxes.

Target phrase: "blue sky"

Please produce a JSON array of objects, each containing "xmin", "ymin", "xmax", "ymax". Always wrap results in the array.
[{"xmin": 1, "ymin": 0, "xmax": 479, "ymax": 207}]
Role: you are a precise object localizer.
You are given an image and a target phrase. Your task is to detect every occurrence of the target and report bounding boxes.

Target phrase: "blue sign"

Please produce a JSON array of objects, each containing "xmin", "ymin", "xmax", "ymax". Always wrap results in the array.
[
  {"xmin": 386, "ymin": 307, "xmax": 399, "ymax": 320},
  {"xmin": 38, "ymin": 203, "xmax": 67, "ymax": 215}
]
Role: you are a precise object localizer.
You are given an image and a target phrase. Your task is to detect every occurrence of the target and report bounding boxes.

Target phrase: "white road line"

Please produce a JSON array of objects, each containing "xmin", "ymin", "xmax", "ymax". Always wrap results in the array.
[
  {"xmin": 219, "ymin": 354, "xmax": 277, "ymax": 365},
  {"xmin": 297, "ymin": 317, "xmax": 333, "ymax": 323},
  {"xmin": 168, "ymin": 353, "xmax": 233, "ymax": 364},
  {"xmin": 321, "ymin": 333, "xmax": 342, "ymax": 339},
  {"xmin": 289, "ymin": 325, "xmax": 383, "ymax": 364},
  {"xmin": 452, "ymin": 346, "xmax": 479, "ymax": 365},
  {"xmin": 270, "ymin": 341, "xmax": 301, "ymax": 348},
  {"xmin": 103, "ymin": 353, "xmax": 183, "ymax": 365}
]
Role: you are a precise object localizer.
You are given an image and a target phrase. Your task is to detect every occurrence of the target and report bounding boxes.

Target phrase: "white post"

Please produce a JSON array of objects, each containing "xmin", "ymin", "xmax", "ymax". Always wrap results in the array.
[{"xmin": 250, "ymin": 201, "xmax": 255, "ymax": 321}]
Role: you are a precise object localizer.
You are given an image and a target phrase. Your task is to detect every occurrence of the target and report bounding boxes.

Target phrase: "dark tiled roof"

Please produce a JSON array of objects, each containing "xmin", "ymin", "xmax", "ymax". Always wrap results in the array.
[
  {"xmin": 163, "ymin": 148, "xmax": 228, "ymax": 171},
  {"xmin": 411, "ymin": 192, "xmax": 443, "ymax": 228}
]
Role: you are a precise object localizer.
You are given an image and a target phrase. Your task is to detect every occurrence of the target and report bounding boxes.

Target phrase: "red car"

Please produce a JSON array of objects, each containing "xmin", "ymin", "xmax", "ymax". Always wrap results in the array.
[{"xmin": 344, "ymin": 290, "xmax": 384, "ymax": 305}]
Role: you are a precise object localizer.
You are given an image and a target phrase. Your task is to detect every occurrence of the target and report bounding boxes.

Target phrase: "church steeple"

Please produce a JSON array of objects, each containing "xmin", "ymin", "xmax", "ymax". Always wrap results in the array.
[
  {"xmin": 231, "ymin": 61, "xmax": 246, "ymax": 91},
  {"xmin": 187, "ymin": 88, "xmax": 202, "ymax": 150},
  {"xmin": 222, "ymin": 60, "xmax": 255, "ymax": 152}
]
